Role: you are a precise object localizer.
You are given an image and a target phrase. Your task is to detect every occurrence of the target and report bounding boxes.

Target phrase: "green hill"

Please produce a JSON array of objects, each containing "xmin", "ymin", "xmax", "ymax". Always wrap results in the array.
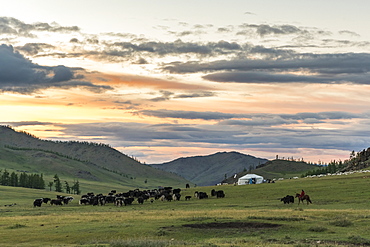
[
  {"xmin": 222, "ymin": 159, "xmax": 317, "ymax": 184},
  {"xmin": 150, "ymin": 151, "xmax": 268, "ymax": 186},
  {"xmin": 0, "ymin": 125, "xmax": 190, "ymax": 192}
]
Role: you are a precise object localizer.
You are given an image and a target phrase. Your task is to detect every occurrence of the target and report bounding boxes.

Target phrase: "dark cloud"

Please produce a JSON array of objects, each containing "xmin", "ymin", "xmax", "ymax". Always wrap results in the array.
[
  {"xmin": 100, "ymin": 40, "xmax": 243, "ymax": 61},
  {"xmin": 0, "ymin": 17, "xmax": 79, "ymax": 38},
  {"xmin": 17, "ymin": 43, "xmax": 55, "ymax": 56},
  {"xmin": 137, "ymin": 109, "xmax": 361, "ymax": 122},
  {"xmin": 218, "ymin": 118, "xmax": 298, "ymax": 126},
  {"xmin": 0, "ymin": 44, "xmax": 112, "ymax": 94},
  {"xmin": 174, "ymin": 91, "xmax": 215, "ymax": 99},
  {"xmin": 139, "ymin": 109, "xmax": 241, "ymax": 120},
  {"xmin": 162, "ymin": 52, "xmax": 370, "ymax": 85},
  {"xmin": 237, "ymin": 23, "xmax": 309, "ymax": 37},
  {"xmin": 148, "ymin": 90, "xmax": 215, "ymax": 102},
  {"xmin": 149, "ymin": 90, "xmax": 174, "ymax": 102},
  {"xmin": 0, "ymin": 121, "xmax": 55, "ymax": 127}
]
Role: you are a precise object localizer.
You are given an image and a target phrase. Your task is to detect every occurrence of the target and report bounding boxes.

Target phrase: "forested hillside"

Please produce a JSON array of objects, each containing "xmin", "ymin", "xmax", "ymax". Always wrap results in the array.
[{"xmin": 0, "ymin": 125, "xmax": 190, "ymax": 191}]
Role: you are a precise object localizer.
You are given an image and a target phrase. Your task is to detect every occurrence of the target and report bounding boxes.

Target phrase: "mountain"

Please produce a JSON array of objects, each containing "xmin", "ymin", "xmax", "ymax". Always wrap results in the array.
[
  {"xmin": 222, "ymin": 159, "xmax": 317, "ymax": 184},
  {"xmin": 0, "ymin": 125, "xmax": 190, "ymax": 191},
  {"xmin": 150, "ymin": 151, "xmax": 268, "ymax": 186}
]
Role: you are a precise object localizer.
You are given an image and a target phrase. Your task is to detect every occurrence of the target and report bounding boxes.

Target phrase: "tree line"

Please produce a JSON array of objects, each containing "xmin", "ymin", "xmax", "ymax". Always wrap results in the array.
[
  {"xmin": 0, "ymin": 170, "xmax": 45, "ymax": 189},
  {"xmin": 0, "ymin": 170, "xmax": 81, "ymax": 194},
  {"xmin": 301, "ymin": 160, "xmax": 346, "ymax": 177}
]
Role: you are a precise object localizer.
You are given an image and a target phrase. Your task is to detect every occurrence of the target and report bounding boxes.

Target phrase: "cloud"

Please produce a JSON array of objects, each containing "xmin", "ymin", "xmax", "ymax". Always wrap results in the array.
[
  {"xmin": 237, "ymin": 23, "xmax": 311, "ymax": 37},
  {"xmin": 174, "ymin": 91, "xmax": 215, "ymax": 99},
  {"xmin": 162, "ymin": 52, "xmax": 370, "ymax": 85},
  {"xmin": 139, "ymin": 109, "xmax": 241, "ymax": 120},
  {"xmin": 0, "ymin": 17, "xmax": 79, "ymax": 38},
  {"xmin": 339, "ymin": 30, "xmax": 360, "ymax": 37},
  {"xmin": 17, "ymin": 43, "xmax": 55, "ymax": 56},
  {"xmin": 149, "ymin": 90, "xmax": 174, "ymax": 102},
  {"xmin": 0, "ymin": 121, "xmax": 55, "ymax": 127},
  {"xmin": 52, "ymin": 116, "xmax": 370, "ymax": 155},
  {"xmin": 138, "ymin": 109, "xmax": 362, "ymax": 122},
  {"xmin": 0, "ymin": 44, "xmax": 112, "ymax": 94}
]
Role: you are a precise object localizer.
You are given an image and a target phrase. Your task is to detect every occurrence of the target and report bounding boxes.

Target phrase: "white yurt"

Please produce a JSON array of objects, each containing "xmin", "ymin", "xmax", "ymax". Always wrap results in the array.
[{"xmin": 237, "ymin": 174, "xmax": 264, "ymax": 185}]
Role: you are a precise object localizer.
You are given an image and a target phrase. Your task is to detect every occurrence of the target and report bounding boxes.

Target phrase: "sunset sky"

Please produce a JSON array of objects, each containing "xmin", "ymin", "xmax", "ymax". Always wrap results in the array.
[{"xmin": 1, "ymin": 0, "xmax": 370, "ymax": 164}]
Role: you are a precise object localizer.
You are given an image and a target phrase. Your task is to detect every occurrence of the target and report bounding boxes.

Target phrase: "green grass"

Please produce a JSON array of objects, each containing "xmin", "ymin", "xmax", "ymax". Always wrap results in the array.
[{"xmin": 1, "ymin": 171, "xmax": 370, "ymax": 246}]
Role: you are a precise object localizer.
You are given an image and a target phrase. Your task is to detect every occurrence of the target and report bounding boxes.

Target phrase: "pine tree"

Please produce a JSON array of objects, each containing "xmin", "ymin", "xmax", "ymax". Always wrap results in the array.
[
  {"xmin": 71, "ymin": 180, "xmax": 81, "ymax": 195},
  {"xmin": 54, "ymin": 174, "xmax": 62, "ymax": 192},
  {"xmin": 64, "ymin": 181, "xmax": 71, "ymax": 194},
  {"xmin": 48, "ymin": 182, "xmax": 54, "ymax": 191},
  {"xmin": 1, "ymin": 169, "xmax": 10, "ymax": 186}
]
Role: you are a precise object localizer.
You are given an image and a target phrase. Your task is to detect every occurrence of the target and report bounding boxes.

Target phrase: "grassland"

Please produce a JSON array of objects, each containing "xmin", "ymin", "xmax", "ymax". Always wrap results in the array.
[{"xmin": 1, "ymin": 171, "xmax": 370, "ymax": 246}]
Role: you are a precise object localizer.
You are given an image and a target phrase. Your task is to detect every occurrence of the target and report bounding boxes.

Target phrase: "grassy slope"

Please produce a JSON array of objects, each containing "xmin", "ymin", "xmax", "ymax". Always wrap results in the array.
[
  {"xmin": 251, "ymin": 159, "xmax": 316, "ymax": 179},
  {"xmin": 151, "ymin": 151, "xmax": 268, "ymax": 186},
  {"xmin": 1, "ymin": 171, "xmax": 370, "ymax": 246},
  {"xmin": 0, "ymin": 126, "xmax": 191, "ymax": 191},
  {"xmin": 223, "ymin": 159, "xmax": 317, "ymax": 184}
]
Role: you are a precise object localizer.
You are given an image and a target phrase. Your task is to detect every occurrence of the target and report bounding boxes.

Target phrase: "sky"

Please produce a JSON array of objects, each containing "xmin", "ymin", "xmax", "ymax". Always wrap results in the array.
[{"xmin": 1, "ymin": 0, "xmax": 370, "ymax": 164}]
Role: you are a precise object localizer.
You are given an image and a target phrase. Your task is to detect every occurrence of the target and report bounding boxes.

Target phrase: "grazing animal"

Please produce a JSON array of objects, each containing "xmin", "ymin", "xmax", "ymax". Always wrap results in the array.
[
  {"xmin": 211, "ymin": 189, "xmax": 216, "ymax": 197},
  {"xmin": 172, "ymin": 193, "xmax": 181, "ymax": 201},
  {"xmin": 295, "ymin": 193, "xmax": 312, "ymax": 205},
  {"xmin": 173, "ymin": 188, "xmax": 181, "ymax": 194},
  {"xmin": 280, "ymin": 195, "xmax": 294, "ymax": 204},
  {"xmin": 137, "ymin": 197, "xmax": 144, "ymax": 204},
  {"xmin": 42, "ymin": 198, "xmax": 51, "ymax": 204},
  {"xmin": 194, "ymin": 191, "xmax": 208, "ymax": 199},
  {"xmin": 216, "ymin": 190, "xmax": 225, "ymax": 198},
  {"xmin": 115, "ymin": 197, "xmax": 124, "ymax": 206},
  {"xmin": 123, "ymin": 197, "xmax": 135, "ymax": 206},
  {"xmin": 79, "ymin": 198, "xmax": 90, "ymax": 205},
  {"xmin": 185, "ymin": 196, "xmax": 192, "ymax": 200},
  {"xmin": 50, "ymin": 199, "xmax": 63, "ymax": 206},
  {"xmin": 63, "ymin": 196, "xmax": 74, "ymax": 205},
  {"xmin": 33, "ymin": 198, "xmax": 43, "ymax": 207}
]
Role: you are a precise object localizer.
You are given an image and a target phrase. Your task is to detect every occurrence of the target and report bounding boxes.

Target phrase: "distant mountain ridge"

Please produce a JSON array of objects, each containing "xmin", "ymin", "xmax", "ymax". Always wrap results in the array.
[
  {"xmin": 150, "ymin": 151, "xmax": 268, "ymax": 186},
  {"xmin": 0, "ymin": 125, "xmax": 190, "ymax": 190}
]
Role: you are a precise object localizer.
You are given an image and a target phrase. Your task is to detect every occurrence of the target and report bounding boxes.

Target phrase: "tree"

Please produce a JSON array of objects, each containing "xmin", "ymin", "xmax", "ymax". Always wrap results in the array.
[
  {"xmin": 71, "ymin": 180, "xmax": 81, "ymax": 195},
  {"xmin": 1, "ymin": 169, "xmax": 10, "ymax": 186},
  {"xmin": 53, "ymin": 174, "xmax": 62, "ymax": 192},
  {"xmin": 19, "ymin": 172, "xmax": 27, "ymax": 187},
  {"xmin": 9, "ymin": 172, "xmax": 18, "ymax": 187},
  {"xmin": 48, "ymin": 182, "xmax": 54, "ymax": 191},
  {"xmin": 64, "ymin": 181, "xmax": 71, "ymax": 194}
]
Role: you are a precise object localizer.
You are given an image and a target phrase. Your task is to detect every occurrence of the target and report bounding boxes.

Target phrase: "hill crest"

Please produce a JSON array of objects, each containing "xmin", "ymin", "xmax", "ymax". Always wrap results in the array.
[
  {"xmin": 150, "ymin": 151, "xmax": 268, "ymax": 186},
  {"xmin": 0, "ymin": 125, "xmax": 190, "ymax": 190}
]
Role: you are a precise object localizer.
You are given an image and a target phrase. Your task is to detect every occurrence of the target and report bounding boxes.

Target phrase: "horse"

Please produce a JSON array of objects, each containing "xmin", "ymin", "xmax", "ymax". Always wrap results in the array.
[{"xmin": 295, "ymin": 193, "xmax": 312, "ymax": 205}]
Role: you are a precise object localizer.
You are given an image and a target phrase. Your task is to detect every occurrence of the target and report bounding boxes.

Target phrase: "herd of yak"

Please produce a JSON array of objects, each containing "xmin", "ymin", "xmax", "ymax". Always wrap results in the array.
[
  {"xmin": 33, "ymin": 187, "xmax": 226, "ymax": 207},
  {"xmin": 33, "ymin": 187, "xmax": 312, "ymax": 207}
]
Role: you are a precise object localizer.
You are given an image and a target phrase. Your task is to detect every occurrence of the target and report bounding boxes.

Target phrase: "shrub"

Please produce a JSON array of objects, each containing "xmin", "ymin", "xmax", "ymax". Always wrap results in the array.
[
  {"xmin": 348, "ymin": 235, "xmax": 370, "ymax": 245},
  {"xmin": 329, "ymin": 219, "xmax": 353, "ymax": 227}
]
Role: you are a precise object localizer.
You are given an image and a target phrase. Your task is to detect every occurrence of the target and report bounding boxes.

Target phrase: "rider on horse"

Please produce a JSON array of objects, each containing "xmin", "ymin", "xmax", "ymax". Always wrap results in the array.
[{"xmin": 299, "ymin": 190, "xmax": 305, "ymax": 198}]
